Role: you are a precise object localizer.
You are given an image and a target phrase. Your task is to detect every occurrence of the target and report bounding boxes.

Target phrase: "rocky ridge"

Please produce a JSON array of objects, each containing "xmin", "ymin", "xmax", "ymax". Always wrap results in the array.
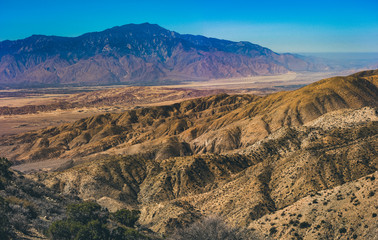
[
  {"xmin": 1, "ymin": 70, "xmax": 377, "ymax": 163},
  {"xmin": 0, "ymin": 23, "xmax": 329, "ymax": 88},
  {"xmin": 1, "ymin": 70, "xmax": 377, "ymax": 239},
  {"xmin": 31, "ymin": 107, "xmax": 377, "ymax": 237}
]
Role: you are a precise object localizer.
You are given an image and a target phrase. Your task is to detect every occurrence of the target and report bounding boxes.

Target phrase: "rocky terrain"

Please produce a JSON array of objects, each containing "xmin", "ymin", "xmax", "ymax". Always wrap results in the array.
[
  {"xmin": 1, "ymin": 70, "xmax": 376, "ymax": 164},
  {"xmin": 0, "ymin": 23, "xmax": 330, "ymax": 88},
  {"xmin": 249, "ymin": 172, "xmax": 377, "ymax": 239},
  {"xmin": 0, "ymin": 157, "xmax": 80, "ymax": 239},
  {"xmin": 0, "ymin": 70, "xmax": 377, "ymax": 239},
  {"xmin": 0, "ymin": 87, "xmax": 227, "ymax": 116}
]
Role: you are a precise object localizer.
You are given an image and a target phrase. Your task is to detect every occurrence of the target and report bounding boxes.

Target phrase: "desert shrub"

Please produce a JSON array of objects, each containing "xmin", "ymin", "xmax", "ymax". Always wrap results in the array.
[
  {"xmin": 0, "ymin": 157, "xmax": 12, "ymax": 189},
  {"xmin": 8, "ymin": 210, "xmax": 29, "ymax": 233},
  {"xmin": 299, "ymin": 222, "xmax": 311, "ymax": 228},
  {"xmin": 112, "ymin": 209, "xmax": 140, "ymax": 227},
  {"xmin": 74, "ymin": 220, "xmax": 110, "ymax": 240},
  {"xmin": 169, "ymin": 215, "xmax": 260, "ymax": 240},
  {"xmin": 48, "ymin": 202, "xmax": 109, "ymax": 240},
  {"xmin": 0, "ymin": 196, "xmax": 10, "ymax": 239},
  {"xmin": 49, "ymin": 218, "xmax": 109, "ymax": 240},
  {"xmin": 0, "ymin": 157, "xmax": 11, "ymax": 176},
  {"xmin": 48, "ymin": 219, "xmax": 85, "ymax": 240},
  {"xmin": 7, "ymin": 196, "xmax": 38, "ymax": 219},
  {"xmin": 269, "ymin": 226, "xmax": 277, "ymax": 235},
  {"xmin": 110, "ymin": 226, "xmax": 147, "ymax": 240},
  {"xmin": 67, "ymin": 201, "xmax": 108, "ymax": 224}
]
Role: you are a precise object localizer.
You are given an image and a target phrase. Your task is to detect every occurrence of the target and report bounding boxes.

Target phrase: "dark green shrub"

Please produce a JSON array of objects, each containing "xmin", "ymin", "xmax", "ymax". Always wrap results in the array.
[
  {"xmin": 112, "ymin": 209, "xmax": 140, "ymax": 227},
  {"xmin": 299, "ymin": 222, "xmax": 311, "ymax": 228},
  {"xmin": 48, "ymin": 202, "xmax": 109, "ymax": 240},
  {"xmin": 111, "ymin": 226, "xmax": 147, "ymax": 240},
  {"xmin": 0, "ymin": 157, "xmax": 12, "ymax": 189},
  {"xmin": 269, "ymin": 227, "xmax": 277, "ymax": 235},
  {"xmin": 67, "ymin": 201, "xmax": 107, "ymax": 224},
  {"xmin": 74, "ymin": 220, "xmax": 110, "ymax": 240},
  {"xmin": 48, "ymin": 220, "xmax": 83, "ymax": 240},
  {"xmin": 0, "ymin": 196, "xmax": 10, "ymax": 239}
]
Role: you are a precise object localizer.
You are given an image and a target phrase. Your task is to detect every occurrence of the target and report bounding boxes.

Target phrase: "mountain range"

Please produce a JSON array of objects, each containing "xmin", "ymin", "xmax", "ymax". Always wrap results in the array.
[
  {"xmin": 0, "ymin": 70, "xmax": 377, "ymax": 239},
  {"xmin": 0, "ymin": 23, "xmax": 329, "ymax": 88}
]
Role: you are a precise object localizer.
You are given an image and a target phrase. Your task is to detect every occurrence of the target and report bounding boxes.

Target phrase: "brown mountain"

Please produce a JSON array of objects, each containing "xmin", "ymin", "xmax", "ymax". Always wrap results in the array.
[
  {"xmin": 1, "ymin": 70, "xmax": 377, "ymax": 239},
  {"xmin": 0, "ymin": 23, "xmax": 329, "ymax": 88},
  {"xmin": 33, "ymin": 106, "xmax": 377, "ymax": 237},
  {"xmin": 1, "ymin": 70, "xmax": 377, "ymax": 163}
]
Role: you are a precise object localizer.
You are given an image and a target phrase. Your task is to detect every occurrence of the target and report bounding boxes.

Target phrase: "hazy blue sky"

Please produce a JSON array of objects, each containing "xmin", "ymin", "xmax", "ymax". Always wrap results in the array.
[{"xmin": 1, "ymin": 0, "xmax": 377, "ymax": 53}]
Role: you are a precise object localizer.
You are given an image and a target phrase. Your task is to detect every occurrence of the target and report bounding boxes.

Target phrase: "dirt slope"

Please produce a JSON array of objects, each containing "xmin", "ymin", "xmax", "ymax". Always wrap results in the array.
[
  {"xmin": 0, "ymin": 70, "xmax": 375, "ymax": 239},
  {"xmin": 29, "ymin": 108, "xmax": 377, "ymax": 236},
  {"xmin": 1, "ymin": 70, "xmax": 377, "ymax": 164}
]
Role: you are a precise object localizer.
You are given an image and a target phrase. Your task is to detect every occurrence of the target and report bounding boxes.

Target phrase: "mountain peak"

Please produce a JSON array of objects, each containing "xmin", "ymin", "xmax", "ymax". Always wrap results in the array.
[
  {"xmin": 0, "ymin": 23, "xmax": 329, "ymax": 88},
  {"xmin": 103, "ymin": 22, "xmax": 171, "ymax": 35}
]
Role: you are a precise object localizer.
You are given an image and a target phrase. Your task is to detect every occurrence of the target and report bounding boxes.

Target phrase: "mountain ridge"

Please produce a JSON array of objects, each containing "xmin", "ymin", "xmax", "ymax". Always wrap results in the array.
[
  {"xmin": 1, "ymin": 70, "xmax": 376, "ymax": 164},
  {"xmin": 0, "ymin": 69, "xmax": 377, "ymax": 239},
  {"xmin": 0, "ymin": 23, "xmax": 329, "ymax": 87}
]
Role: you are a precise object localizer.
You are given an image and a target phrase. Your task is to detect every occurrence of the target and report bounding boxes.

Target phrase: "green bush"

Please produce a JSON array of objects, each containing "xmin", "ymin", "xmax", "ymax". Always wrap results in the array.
[
  {"xmin": 110, "ymin": 226, "xmax": 147, "ymax": 240},
  {"xmin": 67, "ymin": 201, "xmax": 108, "ymax": 224},
  {"xmin": 74, "ymin": 220, "xmax": 110, "ymax": 240},
  {"xmin": 48, "ymin": 220, "xmax": 82, "ymax": 240},
  {"xmin": 48, "ymin": 202, "xmax": 109, "ymax": 240},
  {"xmin": 112, "ymin": 209, "xmax": 140, "ymax": 228}
]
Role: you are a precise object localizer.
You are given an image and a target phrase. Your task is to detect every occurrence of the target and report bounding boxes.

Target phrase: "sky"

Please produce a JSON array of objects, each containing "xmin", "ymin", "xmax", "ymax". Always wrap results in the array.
[{"xmin": 1, "ymin": 0, "xmax": 377, "ymax": 53}]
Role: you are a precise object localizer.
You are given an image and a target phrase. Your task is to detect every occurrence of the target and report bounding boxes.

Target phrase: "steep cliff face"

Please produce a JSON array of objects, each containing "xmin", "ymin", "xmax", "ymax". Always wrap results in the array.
[{"xmin": 0, "ymin": 23, "xmax": 328, "ymax": 87}]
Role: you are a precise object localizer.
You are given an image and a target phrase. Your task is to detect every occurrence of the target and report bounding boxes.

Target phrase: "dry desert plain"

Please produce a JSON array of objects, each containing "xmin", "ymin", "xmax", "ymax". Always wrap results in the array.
[{"xmin": 0, "ymin": 71, "xmax": 348, "ymax": 136}]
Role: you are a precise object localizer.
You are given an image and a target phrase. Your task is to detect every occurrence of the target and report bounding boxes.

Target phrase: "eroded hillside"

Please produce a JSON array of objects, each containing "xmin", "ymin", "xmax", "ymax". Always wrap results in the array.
[
  {"xmin": 1, "ymin": 70, "xmax": 377, "ymax": 164},
  {"xmin": 1, "ymin": 70, "xmax": 377, "ymax": 239},
  {"xmin": 31, "ymin": 107, "xmax": 377, "ymax": 236}
]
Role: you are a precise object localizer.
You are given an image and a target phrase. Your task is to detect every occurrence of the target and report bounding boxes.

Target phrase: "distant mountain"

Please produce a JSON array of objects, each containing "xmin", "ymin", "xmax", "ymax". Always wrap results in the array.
[{"xmin": 0, "ymin": 23, "xmax": 329, "ymax": 88}]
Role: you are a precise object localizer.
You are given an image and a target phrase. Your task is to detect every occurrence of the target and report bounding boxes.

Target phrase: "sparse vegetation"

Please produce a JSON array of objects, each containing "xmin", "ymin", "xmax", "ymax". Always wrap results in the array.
[
  {"xmin": 0, "ymin": 196, "xmax": 10, "ymax": 239},
  {"xmin": 0, "ymin": 157, "xmax": 12, "ymax": 190},
  {"xmin": 169, "ymin": 215, "xmax": 260, "ymax": 240},
  {"xmin": 112, "ymin": 209, "xmax": 140, "ymax": 228},
  {"xmin": 0, "ymin": 70, "xmax": 377, "ymax": 239},
  {"xmin": 48, "ymin": 202, "xmax": 150, "ymax": 240}
]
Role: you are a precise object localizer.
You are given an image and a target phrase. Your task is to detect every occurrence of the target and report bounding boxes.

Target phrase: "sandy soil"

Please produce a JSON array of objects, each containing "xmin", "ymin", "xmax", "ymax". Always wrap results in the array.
[{"xmin": 0, "ymin": 107, "xmax": 129, "ymax": 136}]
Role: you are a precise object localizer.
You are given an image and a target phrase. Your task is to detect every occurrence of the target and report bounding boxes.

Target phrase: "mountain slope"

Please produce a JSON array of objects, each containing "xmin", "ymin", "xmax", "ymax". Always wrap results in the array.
[
  {"xmin": 1, "ymin": 70, "xmax": 377, "ymax": 239},
  {"xmin": 0, "ymin": 23, "xmax": 328, "ymax": 87},
  {"xmin": 249, "ymin": 171, "xmax": 377, "ymax": 240},
  {"xmin": 32, "ymin": 108, "xmax": 377, "ymax": 236},
  {"xmin": 1, "ymin": 70, "xmax": 377, "ymax": 164}
]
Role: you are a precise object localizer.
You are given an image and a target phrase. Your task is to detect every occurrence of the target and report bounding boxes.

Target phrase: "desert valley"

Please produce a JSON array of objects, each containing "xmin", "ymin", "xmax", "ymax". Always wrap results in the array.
[{"xmin": 0, "ymin": 20, "xmax": 377, "ymax": 240}]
